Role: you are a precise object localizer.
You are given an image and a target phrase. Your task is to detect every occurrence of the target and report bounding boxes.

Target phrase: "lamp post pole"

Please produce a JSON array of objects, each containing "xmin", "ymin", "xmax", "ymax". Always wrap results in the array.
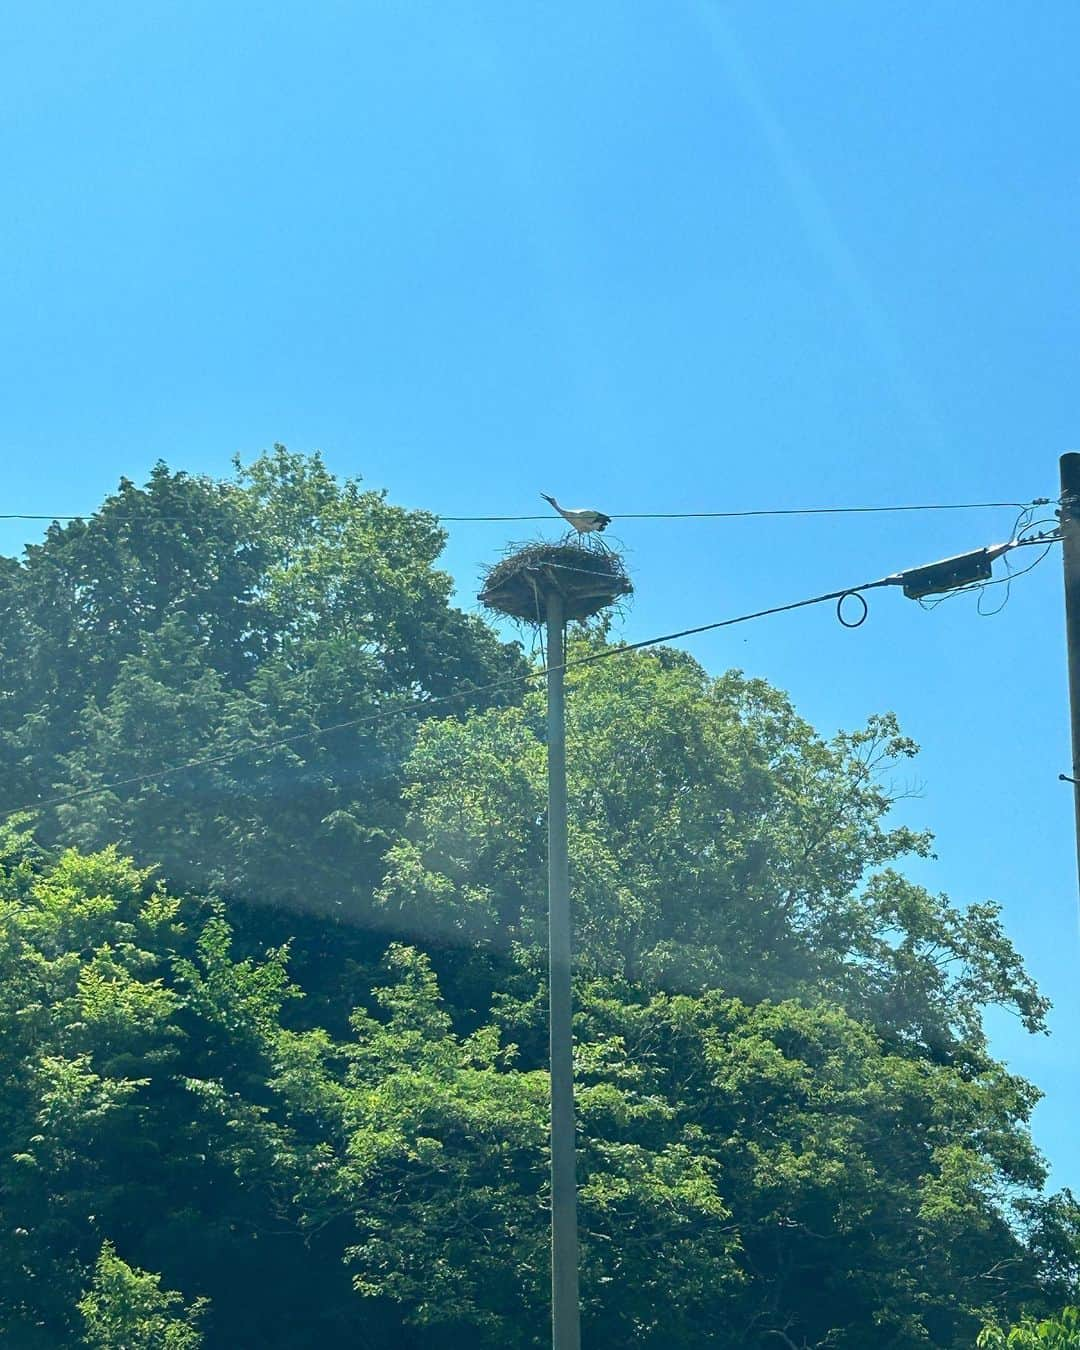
[
  {"xmin": 479, "ymin": 541, "xmax": 628, "ymax": 1349},
  {"xmin": 544, "ymin": 586, "xmax": 581, "ymax": 1350}
]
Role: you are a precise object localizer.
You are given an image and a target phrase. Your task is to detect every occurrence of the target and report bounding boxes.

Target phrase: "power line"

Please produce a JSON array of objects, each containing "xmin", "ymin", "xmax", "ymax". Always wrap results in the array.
[
  {"xmin": 439, "ymin": 499, "xmax": 1047, "ymax": 523},
  {"xmin": 0, "ymin": 568, "xmax": 916, "ymax": 825},
  {"xmin": 0, "ymin": 497, "xmax": 1052, "ymax": 526},
  {"xmin": 1, "ymin": 534, "xmax": 1060, "ymax": 826}
]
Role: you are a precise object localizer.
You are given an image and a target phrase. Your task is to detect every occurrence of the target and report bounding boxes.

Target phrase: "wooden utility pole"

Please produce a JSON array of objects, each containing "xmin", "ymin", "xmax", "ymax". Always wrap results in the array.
[
  {"xmin": 1059, "ymin": 453, "xmax": 1080, "ymax": 891},
  {"xmin": 544, "ymin": 586, "xmax": 581, "ymax": 1350}
]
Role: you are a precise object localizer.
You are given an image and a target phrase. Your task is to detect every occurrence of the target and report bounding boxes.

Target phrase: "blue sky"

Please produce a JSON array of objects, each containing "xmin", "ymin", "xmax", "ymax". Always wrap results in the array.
[{"xmin": 2, "ymin": 3, "xmax": 1078, "ymax": 1189}]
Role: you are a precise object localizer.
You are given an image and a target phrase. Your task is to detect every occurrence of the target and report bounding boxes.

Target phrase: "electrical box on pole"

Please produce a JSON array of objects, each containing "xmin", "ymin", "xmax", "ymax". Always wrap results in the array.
[{"xmin": 898, "ymin": 542, "xmax": 1012, "ymax": 600}]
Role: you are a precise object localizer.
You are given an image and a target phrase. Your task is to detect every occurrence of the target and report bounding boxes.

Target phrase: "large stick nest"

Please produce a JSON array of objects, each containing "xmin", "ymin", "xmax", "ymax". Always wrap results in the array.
[{"xmin": 479, "ymin": 539, "xmax": 632, "ymax": 624}]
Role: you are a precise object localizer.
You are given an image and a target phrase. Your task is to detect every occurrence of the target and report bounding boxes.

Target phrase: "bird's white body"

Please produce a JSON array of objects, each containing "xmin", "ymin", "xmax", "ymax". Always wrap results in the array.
[{"xmin": 540, "ymin": 493, "xmax": 611, "ymax": 534}]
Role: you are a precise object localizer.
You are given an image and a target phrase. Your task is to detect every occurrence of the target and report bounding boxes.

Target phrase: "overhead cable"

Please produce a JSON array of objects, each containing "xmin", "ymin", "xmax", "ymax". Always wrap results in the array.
[
  {"xmin": 439, "ymin": 499, "xmax": 1047, "ymax": 522},
  {"xmin": 0, "ymin": 497, "xmax": 1052, "ymax": 526},
  {"xmin": 1, "ymin": 548, "xmax": 1029, "ymax": 825}
]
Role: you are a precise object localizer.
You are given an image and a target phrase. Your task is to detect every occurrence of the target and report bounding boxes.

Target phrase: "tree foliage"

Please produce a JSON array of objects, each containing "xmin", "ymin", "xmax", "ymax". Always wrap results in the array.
[
  {"xmin": 0, "ymin": 458, "xmax": 1075, "ymax": 1347},
  {"xmin": 0, "ymin": 448, "xmax": 524, "ymax": 914},
  {"xmin": 978, "ymin": 1307, "xmax": 1080, "ymax": 1348},
  {"xmin": 380, "ymin": 644, "xmax": 1048, "ymax": 1061},
  {"xmin": 79, "ymin": 1242, "xmax": 207, "ymax": 1349},
  {"xmin": 0, "ymin": 838, "xmax": 736, "ymax": 1346}
]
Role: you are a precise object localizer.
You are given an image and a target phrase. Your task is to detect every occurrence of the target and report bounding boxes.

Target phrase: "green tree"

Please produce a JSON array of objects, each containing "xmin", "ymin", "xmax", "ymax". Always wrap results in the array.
[
  {"xmin": 79, "ymin": 1242, "xmax": 207, "ymax": 1349},
  {"xmin": 563, "ymin": 979, "xmax": 1050, "ymax": 1347},
  {"xmin": 0, "ymin": 449, "xmax": 524, "ymax": 915},
  {"xmin": 0, "ymin": 832, "xmax": 357, "ymax": 1346},
  {"xmin": 0, "ymin": 836, "xmax": 739, "ymax": 1348},
  {"xmin": 375, "ymin": 641, "xmax": 1070, "ymax": 1344},
  {"xmin": 1, "ymin": 455, "xmax": 1076, "ymax": 1346},
  {"xmin": 978, "ymin": 1307, "xmax": 1080, "ymax": 1348},
  {"xmin": 380, "ymin": 642, "xmax": 1046, "ymax": 1057}
]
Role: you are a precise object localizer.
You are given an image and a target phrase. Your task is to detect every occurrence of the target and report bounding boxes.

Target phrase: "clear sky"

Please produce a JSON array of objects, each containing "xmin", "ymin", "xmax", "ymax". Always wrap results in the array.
[{"xmin": 2, "ymin": 4, "xmax": 1078, "ymax": 1189}]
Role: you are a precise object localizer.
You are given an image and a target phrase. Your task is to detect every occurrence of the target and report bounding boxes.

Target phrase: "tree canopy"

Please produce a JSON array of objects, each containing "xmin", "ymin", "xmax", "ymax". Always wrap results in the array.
[
  {"xmin": 0, "ymin": 454, "xmax": 1075, "ymax": 1347},
  {"xmin": 0, "ymin": 447, "xmax": 524, "ymax": 913},
  {"xmin": 978, "ymin": 1308, "xmax": 1080, "ymax": 1348}
]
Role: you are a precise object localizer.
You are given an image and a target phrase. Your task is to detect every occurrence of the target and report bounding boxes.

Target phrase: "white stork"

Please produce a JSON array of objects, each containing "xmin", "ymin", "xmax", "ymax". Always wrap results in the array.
[{"xmin": 540, "ymin": 493, "xmax": 612, "ymax": 535}]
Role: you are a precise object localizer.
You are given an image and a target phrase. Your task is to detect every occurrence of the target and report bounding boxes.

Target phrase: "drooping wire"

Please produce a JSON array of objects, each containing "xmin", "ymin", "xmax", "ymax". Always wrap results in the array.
[
  {"xmin": 976, "ymin": 503, "xmax": 1038, "ymax": 616},
  {"xmin": 2, "ymin": 522, "xmax": 1063, "ymax": 826},
  {"xmin": 979, "ymin": 539, "xmax": 1058, "ymax": 615},
  {"xmin": 0, "ymin": 569, "xmax": 908, "ymax": 825},
  {"xmin": 975, "ymin": 553, "xmax": 1020, "ymax": 617}
]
